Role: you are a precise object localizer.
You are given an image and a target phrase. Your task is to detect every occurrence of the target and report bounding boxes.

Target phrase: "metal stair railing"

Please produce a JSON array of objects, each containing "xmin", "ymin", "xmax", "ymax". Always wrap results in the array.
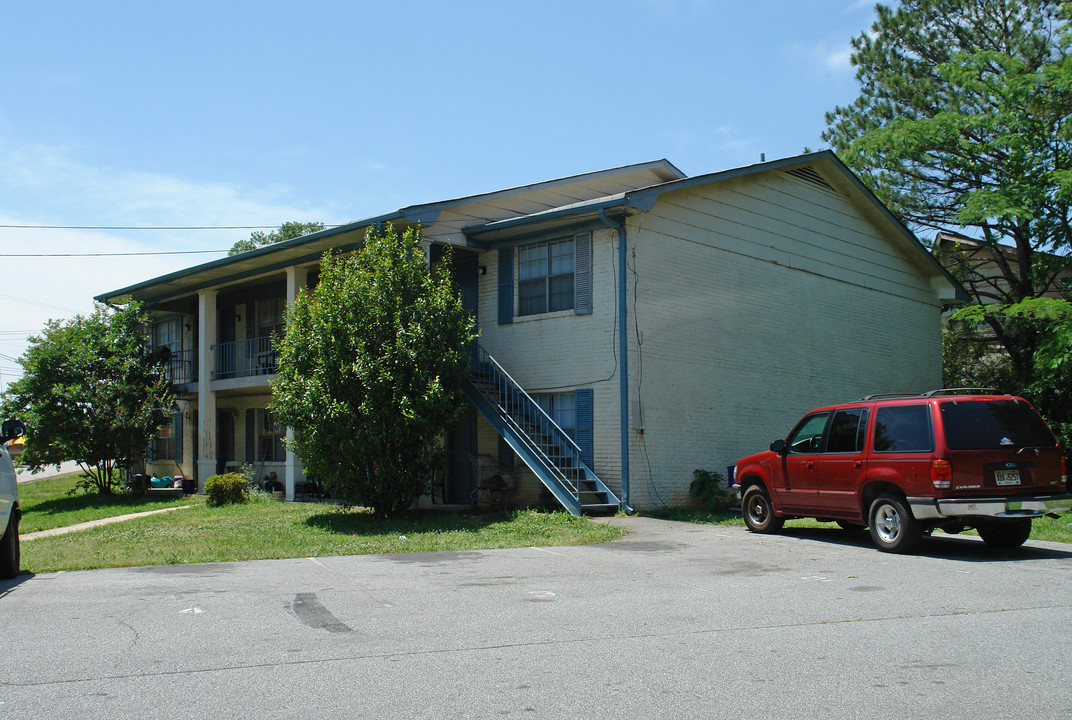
[
  {"xmin": 465, "ymin": 343, "xmax": 620, "ymax": 515},
  {"xmin": 467, "ymin": 344, "xmax": 583, "ymax": 501}
]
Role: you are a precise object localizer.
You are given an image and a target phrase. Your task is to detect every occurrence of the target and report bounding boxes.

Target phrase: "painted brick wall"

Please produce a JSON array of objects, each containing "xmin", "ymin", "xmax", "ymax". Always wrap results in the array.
[
  {"xmin": 473, "ymin": 227, "xmax": 626, "ymax": 505},
  {"xmin": 622, "ymin": 171, "xmax": 944, "ymax": 509}
]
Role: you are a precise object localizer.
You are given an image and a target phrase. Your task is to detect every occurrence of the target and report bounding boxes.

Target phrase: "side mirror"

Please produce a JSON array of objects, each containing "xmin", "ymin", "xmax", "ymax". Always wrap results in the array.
[
  {"xmin": 0, "ymin": 419, "xmax": 26, "ymax": 444},
  {"xmin": 769, "ymin": 439, "xmax": 787, "ymax": 456}
]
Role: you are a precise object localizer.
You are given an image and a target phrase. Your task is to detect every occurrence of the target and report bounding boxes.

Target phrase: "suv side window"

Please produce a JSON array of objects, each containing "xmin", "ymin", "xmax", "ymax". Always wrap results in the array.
[
  {"xmin": 873, "ymin": 404, "xmax": 933, "ymax": 452},
  {"xmin": 826, "ymin": 408, "xmax": 869, "ymax": 454},
  {"xmin": 786, "ymin": 413, "xmax": 829, "ymax": 454}
]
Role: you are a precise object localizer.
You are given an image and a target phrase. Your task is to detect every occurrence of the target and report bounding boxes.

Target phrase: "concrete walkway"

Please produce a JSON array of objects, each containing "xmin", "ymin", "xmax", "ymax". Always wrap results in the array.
[
  {"xmin": 16, "ymin": 461, "xmax": 83, "ymax": 484},
  {"xmin": 20, "ymin": 504, "xmax": 196, "ymax": 540}
]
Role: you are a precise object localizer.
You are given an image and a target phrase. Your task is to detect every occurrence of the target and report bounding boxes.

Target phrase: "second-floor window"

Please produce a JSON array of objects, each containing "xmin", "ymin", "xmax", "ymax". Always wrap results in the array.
[
  {"xmin": 518, "ymin": 238, "xmax": 575, "ymax": 316},
  {"xmin": 152, "ymin": 318, "xmax": 182, "ymax": 353},
  {"xmin": 256, "ymin": 298, "xmax": 286, "ymax": 338}
]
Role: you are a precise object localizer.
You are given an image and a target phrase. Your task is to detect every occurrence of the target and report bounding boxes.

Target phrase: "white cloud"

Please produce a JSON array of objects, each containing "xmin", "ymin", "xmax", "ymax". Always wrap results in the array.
[{"xmin": 0, "ymin": 141, "xmax": 334, "ymax": 393}]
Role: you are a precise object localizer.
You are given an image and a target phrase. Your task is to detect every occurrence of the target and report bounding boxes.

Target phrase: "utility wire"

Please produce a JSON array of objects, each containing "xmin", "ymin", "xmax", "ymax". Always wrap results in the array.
[
  {"xmin": 0, "ymin": 250, "xmax": 228, "ymax": 257},
  {"xmin": 0, "ymin": 223, "xmax": 346, "ymax": 230},
  {"xmin": 0, "ymin": 224, "xmax": 280, "ymax": 230}
]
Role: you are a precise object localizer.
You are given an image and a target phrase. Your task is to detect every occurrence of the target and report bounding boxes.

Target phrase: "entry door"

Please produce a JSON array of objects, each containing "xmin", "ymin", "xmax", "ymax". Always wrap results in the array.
[{"xmin": 448, "ymin": 406, "xmax": 477, "ymax": 504}]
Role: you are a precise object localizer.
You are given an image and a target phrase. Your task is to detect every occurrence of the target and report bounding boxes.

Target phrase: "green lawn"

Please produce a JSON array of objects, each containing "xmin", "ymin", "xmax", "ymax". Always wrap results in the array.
[
  {"xmin": 657, "ymin": 506, "xmax": 1072, "ymax": 543},
  {"xmin": 18, "ymin": 475, "xmax": 623, "ymax": 573},
  {"xmin": 17, "ymin": 473, "xmax": 200, "ymax": 533}
]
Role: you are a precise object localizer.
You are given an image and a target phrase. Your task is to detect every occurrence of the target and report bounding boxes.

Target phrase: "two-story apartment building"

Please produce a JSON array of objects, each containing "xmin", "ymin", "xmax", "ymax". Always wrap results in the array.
[{"xmin": 97, "ymin": 151, "xmax": 967, "ymax": 513}]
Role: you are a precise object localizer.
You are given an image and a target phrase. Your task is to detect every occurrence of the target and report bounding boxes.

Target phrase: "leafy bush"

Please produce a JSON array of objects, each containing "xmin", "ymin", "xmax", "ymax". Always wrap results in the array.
[
  {"xmin": 689, "ymin": 469, "xmax": 735, "ymax": 512},
  {"xmin": 204, "ymin": 473, "xmax": 249, "ymax": 506}
]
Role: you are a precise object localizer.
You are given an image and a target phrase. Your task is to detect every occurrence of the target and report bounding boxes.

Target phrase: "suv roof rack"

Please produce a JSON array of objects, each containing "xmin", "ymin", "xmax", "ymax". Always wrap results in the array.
[
  {"xmin": 858, "ymin": 388, "xmax": 1007, "ymax": 401},
  {"xmin": 921, "ymin": 388, "xmax": 1005, "ymax": 397},
  {"xmin": 858, "ymin": 392, "xmax": 922, "ymax": 401}
]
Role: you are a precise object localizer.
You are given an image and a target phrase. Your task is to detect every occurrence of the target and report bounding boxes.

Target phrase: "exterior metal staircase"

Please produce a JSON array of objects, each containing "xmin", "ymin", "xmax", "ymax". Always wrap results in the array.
[{"xmin": 462, "ymin": 344, "xmax": 620, "ymax": 516}]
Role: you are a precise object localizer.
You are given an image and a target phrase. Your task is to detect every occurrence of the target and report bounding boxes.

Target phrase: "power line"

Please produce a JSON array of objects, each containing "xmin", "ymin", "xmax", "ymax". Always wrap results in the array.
[
  {"xmin": 0, "ymin": 293, "xmax": 81, "ymax": 313},
  {"xmin": 0, "ymin": 250, "xmax": 228, "ymax": 257},
  {"xmin": 0, "ymin": 224, "xmax": 280, "ymax": 230},
  {"xmin": 0, "ymin": 223, "xmax": 345, "ymax": 230}
]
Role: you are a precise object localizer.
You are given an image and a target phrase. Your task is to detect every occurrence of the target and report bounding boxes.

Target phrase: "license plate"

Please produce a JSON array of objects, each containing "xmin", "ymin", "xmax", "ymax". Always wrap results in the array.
[{"xmin": 994, "ymin": 469, "xmax": 1021, "ymax": 486}]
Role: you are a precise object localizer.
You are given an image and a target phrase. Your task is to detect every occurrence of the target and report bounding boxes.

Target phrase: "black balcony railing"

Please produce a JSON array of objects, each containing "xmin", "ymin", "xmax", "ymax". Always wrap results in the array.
[
  {"xmin": 212, "ymin": 336, "xmax": 279, "ymax": 379},
  {"xmin": 164, "ymin": 348, "xmax": 199, "ymax": 385}
]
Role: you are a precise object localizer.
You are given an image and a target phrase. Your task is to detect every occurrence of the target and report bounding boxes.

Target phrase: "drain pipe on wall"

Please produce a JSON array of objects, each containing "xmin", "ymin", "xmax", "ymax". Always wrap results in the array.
[{"xmin": 598, "ymin": 209, "xmax": 633, "ymax": 513}]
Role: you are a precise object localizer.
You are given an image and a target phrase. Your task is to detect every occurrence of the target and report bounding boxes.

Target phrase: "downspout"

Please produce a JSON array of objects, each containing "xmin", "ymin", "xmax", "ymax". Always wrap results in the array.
[{"xmin": 598, "ymin": 209, "xmax": 633, "ymax": 513}]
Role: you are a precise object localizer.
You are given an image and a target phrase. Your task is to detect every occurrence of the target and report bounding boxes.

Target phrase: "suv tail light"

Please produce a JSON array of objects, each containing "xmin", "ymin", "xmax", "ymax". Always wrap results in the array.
[{"xmin": 931, "ymin": 459, "xmax": 952, "ymax": 489}]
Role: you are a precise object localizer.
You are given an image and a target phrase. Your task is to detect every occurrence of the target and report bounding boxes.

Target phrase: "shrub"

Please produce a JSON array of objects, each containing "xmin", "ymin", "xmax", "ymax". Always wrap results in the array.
[
  {"xmin": 204, "ymin": 473, "xmax": 249, "ymax": 506},
  {"xmin": 689, "ymin": 469, "xmax": 736, "ymax": 512}
]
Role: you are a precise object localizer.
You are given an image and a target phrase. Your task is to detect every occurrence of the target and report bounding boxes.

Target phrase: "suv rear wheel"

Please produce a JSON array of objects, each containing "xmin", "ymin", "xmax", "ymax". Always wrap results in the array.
[
  {"xmin": 743, "ymin": 485, "xmax": 784, "ymax": 534},
  {"xmin": 868, "ymin": 494, "xmax": 921, "ymax": 553},
  {"xmin": 977, "ymin": 518, "xmax": 1032, "ymax": 549},
  {"xmin": 0, "ymin": 512, "xmax": 19, "ymax": 580}
]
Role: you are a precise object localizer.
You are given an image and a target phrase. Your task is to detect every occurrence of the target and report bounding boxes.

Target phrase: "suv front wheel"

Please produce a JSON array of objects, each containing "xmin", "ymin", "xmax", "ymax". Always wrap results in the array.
[
  {"xmin": 742, "ymin": 485, "xmax": 784, "ymax": 534},
  {"xmin": 868, "ymin": 494, "xmax": 921, "ymax": 553}
]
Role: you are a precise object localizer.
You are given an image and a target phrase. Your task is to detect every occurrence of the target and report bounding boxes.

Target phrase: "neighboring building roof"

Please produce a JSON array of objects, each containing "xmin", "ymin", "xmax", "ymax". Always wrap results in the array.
[{"xmin": 933, "ymin": 230, "xmax": 1071, "ymax": 303}]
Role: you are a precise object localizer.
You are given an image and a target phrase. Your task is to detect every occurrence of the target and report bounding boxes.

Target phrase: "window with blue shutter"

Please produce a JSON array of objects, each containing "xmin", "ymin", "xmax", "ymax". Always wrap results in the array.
[
  {"xmin": 574, "ymin": 232, "xmax": 592, "ymax": 315},
  {"xmin": 575, "ymin": 388, "xmax": 594, "ymax": 468}
]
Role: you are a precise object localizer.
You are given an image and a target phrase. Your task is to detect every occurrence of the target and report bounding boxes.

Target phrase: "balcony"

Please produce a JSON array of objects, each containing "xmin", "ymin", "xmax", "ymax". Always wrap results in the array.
[
  {"xmin": 212, "ymin": 336, "xmax": 279, "ymax": 380},
  {"xmin": 164, "ymin": 348, "xmax": 199, "ymax": 385}
]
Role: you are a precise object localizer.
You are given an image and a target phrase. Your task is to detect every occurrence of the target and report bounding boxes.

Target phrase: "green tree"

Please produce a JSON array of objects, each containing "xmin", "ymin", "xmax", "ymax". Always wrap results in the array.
[
  {"xmin": 3, "ymin": 303, "xmax": 174, "ymax": 494},
  {"xmin": 228, "ymin": 220, "xmax": 325, "ymax": 256},
  {"xmin": 823, "ymin": 0, "xmax": 1072, "ymax": 386},
  {"xmin": 269, "ymin": 225, "xmax": 476, "ymax": 516}
]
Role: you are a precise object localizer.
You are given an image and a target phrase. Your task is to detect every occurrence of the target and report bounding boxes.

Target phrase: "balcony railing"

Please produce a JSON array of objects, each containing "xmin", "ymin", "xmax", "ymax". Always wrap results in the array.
[
  {"xmin": 212, "ymin": 336, "xmax": 279, "ymax": 380},
  {"xmin": 164, "ymin": 348, "xmax": 199, "ymax": 385}
]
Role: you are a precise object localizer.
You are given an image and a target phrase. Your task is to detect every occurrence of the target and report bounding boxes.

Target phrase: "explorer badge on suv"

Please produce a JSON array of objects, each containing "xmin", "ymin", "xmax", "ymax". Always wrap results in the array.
[{"xmin": 733, "ymin": 390, "xmax": 1072, "ymax": 553}]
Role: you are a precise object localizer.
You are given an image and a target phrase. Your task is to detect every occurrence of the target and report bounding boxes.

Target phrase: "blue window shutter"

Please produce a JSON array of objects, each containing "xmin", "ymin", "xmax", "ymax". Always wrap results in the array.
[
  {"xmin": 245, "ymin": 410, "xmax": 255, "ymax": 463},
  {"xmin": 174, "ymin": 412, "xmax": 183, "ymax": 464},
  {"xmin": 574, "ymin": 231, "xmax": 592, "ymax": 315},
  {"xmin": 498, "ymin": 247, "xmax": 513, "ymax": 324},
  {"xmin": 575, "ymin": 388, "xmax": 594, "ymax": 467}
]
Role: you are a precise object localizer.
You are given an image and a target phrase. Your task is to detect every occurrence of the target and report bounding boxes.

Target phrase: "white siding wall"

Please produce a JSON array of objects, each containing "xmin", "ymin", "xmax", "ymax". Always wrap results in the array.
[{"xmin": 624, "ymin": 171, "xmax": 943, "ymax": 508}]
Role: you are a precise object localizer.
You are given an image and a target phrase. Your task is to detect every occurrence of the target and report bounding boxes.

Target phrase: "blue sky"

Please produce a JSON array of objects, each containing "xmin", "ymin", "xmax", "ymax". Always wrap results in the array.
[{"xmin": 0, "ymin": 0, "xmax": 878, "ymax": 390}]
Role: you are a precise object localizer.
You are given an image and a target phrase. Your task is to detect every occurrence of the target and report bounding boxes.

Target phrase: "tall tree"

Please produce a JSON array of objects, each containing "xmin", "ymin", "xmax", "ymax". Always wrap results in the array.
[
  {"xmin": 270, "ymin": 225, "xmax": 476, "ymax": 516},
  {"xmin": 3, "ymin": 303, "xmax": 174, "ymax": 494},
  {"xmin": 228, "ymin": 221, "xmax": 325, "ymax": 256},
  {"xmin": 823, "ymin": 0, "xmax": 1072, "ymax": 385}
]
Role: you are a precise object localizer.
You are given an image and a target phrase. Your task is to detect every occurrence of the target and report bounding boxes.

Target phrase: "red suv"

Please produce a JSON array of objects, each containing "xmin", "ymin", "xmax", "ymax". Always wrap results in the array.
[{"xmin": 733, "ymin": 390, "xmax": 1072, "ymax": 553}]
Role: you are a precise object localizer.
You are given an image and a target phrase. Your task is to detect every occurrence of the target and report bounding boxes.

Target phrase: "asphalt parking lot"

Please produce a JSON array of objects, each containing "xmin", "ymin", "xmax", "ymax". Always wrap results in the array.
[{"xmin": 2, "ymin": 516, "xmax": 1071, "ymax": 719}]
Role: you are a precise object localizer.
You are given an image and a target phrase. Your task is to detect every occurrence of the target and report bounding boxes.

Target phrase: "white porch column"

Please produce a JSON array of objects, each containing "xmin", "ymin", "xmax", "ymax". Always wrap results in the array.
[
  {"xmin": 196, "ymin": 289, "xmax": 218, "ymax": 492},
  {"xmin": 283, "ymin": 266, "xmax": 308, "ymax": 501}
]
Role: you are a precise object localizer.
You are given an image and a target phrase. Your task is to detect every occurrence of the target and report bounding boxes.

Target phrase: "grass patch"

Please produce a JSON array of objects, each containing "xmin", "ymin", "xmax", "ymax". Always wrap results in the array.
[
  {"xmin": 18, "ymin": 472, "xmax": 201, "ymax": 533},
  {"xmin": 20, "ymin": 493, "xmax": 622, "ymax": 573},
  {"xmin": 655, "ymin": 506, "xmax": 1072, "ymax": 543}
]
